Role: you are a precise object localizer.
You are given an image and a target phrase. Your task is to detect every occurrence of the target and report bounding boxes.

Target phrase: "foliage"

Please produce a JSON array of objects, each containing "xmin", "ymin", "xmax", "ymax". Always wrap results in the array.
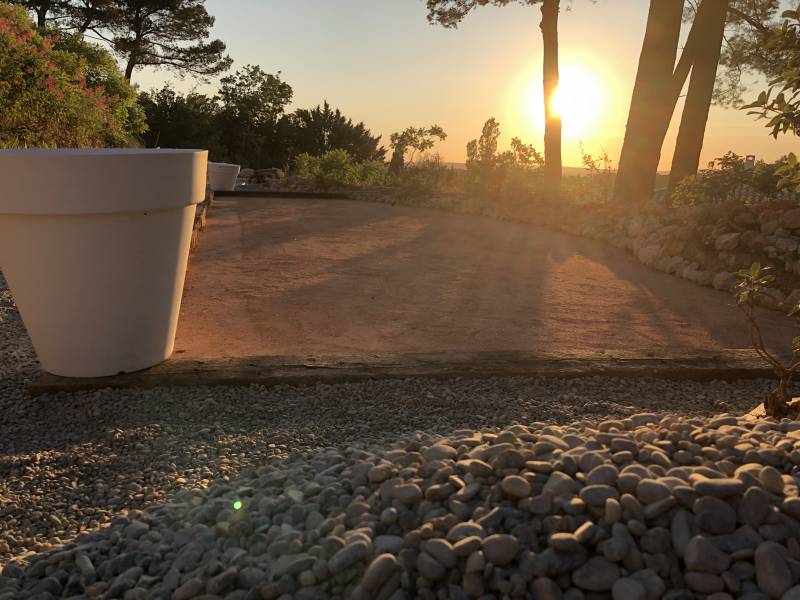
[
  {"xmin": 426, "ymin": 0, "xmax": 543, "ymax": 28},
  {"xmin": 735, "ymin": 262, "xmax": 800, "ymax": 417},
  {"xmin": 742, "ymin": 7, "xmax": 800, "ymax": 191},
  {"xmin": 138, "ymin": 84, "xmax": 223, "ymax": 156},
  {"xmin": 108, "ymin": 0, "xmax": 231, "ymax": 80},
  {"xmin": 670, "ymin": 151, "xmax": 791, "ymax": 207},
  {"xmin": 388, "ymin": 124, "xmax": 446, "ymax": 173},
  {"xmin": 0, "ymin": 2, "xmax": 144, "ymax": 147},
  {"xmin": 137, "ymin": 73, "xmax": 387, "ymax": 170},
  {"xmin": 54, "ymin": 32, "xmax": 145, "ymax": 142},
  {"xmin": 575, "ymin": 143, "xmax": 614, "ymax": 203},
  {"xmin": 215, "ymin": 65, "xmax": 293, "ymax": 169},
  {"xmin": 695, "ymin": 0, "xmax": 786, "ymax": 108},
  {"xmin": 389, "ymin": 153, "xmax": 461, "ymax": 195},
  {"xmin": 293, "ymin": 149, "xmax": 385, "ymax": 190},
  {"xmin": 289, "ymin": 102, "xmax": 385, "ymax": 163},
  {"xmin": 465, "ymin": 118, "xmax": 544, "ymax": 196},
  {"xmin": 11, "ymin": 0, "xmax": 231, "ymax": 81}
]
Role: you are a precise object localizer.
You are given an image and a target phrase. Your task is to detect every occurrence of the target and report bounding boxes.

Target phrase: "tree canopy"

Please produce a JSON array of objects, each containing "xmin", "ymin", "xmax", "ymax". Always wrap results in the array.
[
  {"xmin": 0, "ymin": 2, "xmax": 144, "ymax": 147},
  {"xmin": 290, "ymin": 102, "xmax": 386, "ymax": 163},
  {"xmin": 138, "ymin": 76, "xmax": 387, "ymax": 170},
  {"xmin": 10, "ymin": 0, "xmax": 231, "ymax": 81}
]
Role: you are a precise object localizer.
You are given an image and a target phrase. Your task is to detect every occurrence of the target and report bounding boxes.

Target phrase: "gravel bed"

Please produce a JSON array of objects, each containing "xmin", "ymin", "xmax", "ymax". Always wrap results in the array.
[
  {"xmin": 2, "ymin": 273, "xmax": 799, "ymax": 599},
  {"xmin": 2, "ymin": 413, "xmax": 800, "ymax": 600}
]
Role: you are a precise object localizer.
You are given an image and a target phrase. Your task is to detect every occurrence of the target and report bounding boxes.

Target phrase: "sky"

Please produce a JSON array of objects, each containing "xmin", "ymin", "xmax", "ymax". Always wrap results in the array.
[{"xmin": 134, "ymin": 0, "xmax": 798, "ymax": 169}]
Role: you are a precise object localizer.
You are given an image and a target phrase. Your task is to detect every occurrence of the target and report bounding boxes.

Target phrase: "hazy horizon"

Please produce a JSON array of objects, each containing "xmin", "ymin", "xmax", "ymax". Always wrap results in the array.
[{"xmin": 133, "ymin": 0, "xmax": 798, "ymax": 169}]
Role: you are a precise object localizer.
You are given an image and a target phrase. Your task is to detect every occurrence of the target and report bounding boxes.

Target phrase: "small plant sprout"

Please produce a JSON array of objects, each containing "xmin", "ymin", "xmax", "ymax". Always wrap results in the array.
[{"xmin": 735, "ymin": 263, "xmax": 800, "ymax": 418}]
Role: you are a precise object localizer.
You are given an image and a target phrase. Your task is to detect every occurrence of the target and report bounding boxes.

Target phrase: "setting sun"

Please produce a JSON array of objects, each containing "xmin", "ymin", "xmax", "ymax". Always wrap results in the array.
[{"xmin": 532, "ymin": 63, "xmax": 606, "ymax": 139}]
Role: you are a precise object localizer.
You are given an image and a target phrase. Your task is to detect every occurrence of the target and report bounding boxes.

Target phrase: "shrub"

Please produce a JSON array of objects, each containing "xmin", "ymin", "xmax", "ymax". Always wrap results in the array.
[
  {"xmin": 0, "ymin": 3, "xmax": 144, "ymax": 147},
  {"xmin": 293, "ymin": 149, "xmax": 385, "ymax": 189},
  {"xmin": 670, "ymin": 151, "xmax": 792, "ymax": 207},
  {"xmin": 465, "ymin": 118, "xmax": 544, "ymax": 198},
  {"xmin": 735, "ymin": 263, "xmax": 800, "ymax": 418},
  {"xmin": 389, "ymin": 153, "xmax": 461, "ymax": 195}
]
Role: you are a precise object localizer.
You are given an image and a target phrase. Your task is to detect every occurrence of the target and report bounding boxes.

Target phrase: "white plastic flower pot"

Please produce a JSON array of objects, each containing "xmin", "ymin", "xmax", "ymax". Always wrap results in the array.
[
  {"xmin": 207, "ymin": 161, "xmax": 240, "ymax": 191},
  {"xmin": 0, "ymin": 148, "xmax": 208, "ymax": 377}
]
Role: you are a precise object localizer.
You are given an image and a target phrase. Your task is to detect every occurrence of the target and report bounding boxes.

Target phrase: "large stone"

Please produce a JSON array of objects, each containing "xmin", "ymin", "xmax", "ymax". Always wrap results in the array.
[
  {"xmin": 684, "ymin": 536, "xmax": 730, "ymax": 573},
  {"xmin": 501, "ymin": 475, "xmax": 531, "ymax": 499},
  {"xmin": 685, "ymin": 572, "xmax": 724, "ymax": 594},
  {"xmin": 417, "ymin": 552, "xmax": 446, "ymax": 581},
  {"xmin": 422, "ymin": 444, "xmax": 458, "ymax": 461},
  {"xmin": 713, "ymin": 272, "xmax": 737, "ymax": 292},
  {"xmin": 447, "ymin": 521, "xmax": 485, "ymax": 542},
  {"xmin": 543, "ymin": 472, "xmax": 576, "ymax": 497},
  {"xmin": 694, "ymin": 496, "xmax": 736, "ymax": 534},
  {"xmin": 579, "ymin": 484, "xmax": 619, "ymax": 506},
  {"xmin": 328, "ymin": 541, "xmax": 370, "ymax": 574},
  {"xmin": 754, "ymin": 542, "xmax": 793, "ymax": 598},
  {"xmin": 636, "ymin": 479, "xmax": 672, "ymax": 504},
  {"xmin": 424, "ymin": 539, "xmax": 456, "ymax": 568},
  {"xmin": 531, "ymin": 577, "xmax": 563, "ymax": 600},
  {"xmin": 391, "ymin": 483, "xmax": 422, "ymax": 505},
  {"xmin": 738, "ymin": 487, "xmax": 772, "ymax": 529},
  {"xmin": 780, "ymin": 207, "xmax": 800, "ymax": 230},
  {"xmin": 362, "ymin": 554, "xmax": 398, "ymax": 591},
  {"xmin": 586, "ymin": 464, "xmax": 619, "ymax": 486},
  {"xmin": 715, "ymin": 232, "xmax": 741, "ymax": 251},
  {"xmin": 207, "ymin": 567, "xmax": 238, "ymax": 596},
  {"xmin": 572, "ymin": 557, "xmax": 620, "ymax": 592},
  {"xmin": 482, "ymin": 534, "xmax": 519, "ymax": 566},
  {"xmin": 612, "ymin": 577, "xmax": 647, "ymax": 600},
  {"xmin": 694, "ymin": 477, "xmax": 744, "ymax": 498}
]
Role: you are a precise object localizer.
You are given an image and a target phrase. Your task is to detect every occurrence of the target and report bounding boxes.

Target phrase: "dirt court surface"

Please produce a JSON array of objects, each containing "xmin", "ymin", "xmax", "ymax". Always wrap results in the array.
[{"xmin": 175, "ymin": 196, "xmax": 793, "ymax": 359}]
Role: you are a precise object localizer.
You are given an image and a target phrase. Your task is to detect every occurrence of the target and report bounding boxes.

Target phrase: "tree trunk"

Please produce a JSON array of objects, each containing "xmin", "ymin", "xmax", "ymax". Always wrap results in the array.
[
  {"xmin": 540, "ymin": 0, "xmax": 561, "ymax": 201},
  {"xmin": 124, "ymin": 58, "xmax": 135, "ymax": 81},
  {"xmin": 668, "ymin": 0, "xmax": 729, "ymax": 191},
  {"xmin": 612, "ymin": 0, "xmax": 684, "ymax": 204},
  {"xmin": 35, "ymin": 1, "xmax": 50, "ymax": 28}
]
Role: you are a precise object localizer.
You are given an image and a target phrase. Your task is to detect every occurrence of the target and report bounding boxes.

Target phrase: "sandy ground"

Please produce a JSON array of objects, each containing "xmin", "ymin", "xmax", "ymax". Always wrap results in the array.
[{"xmin": 174, "ymin": 197, "xmax": 793, "ymax": 359}]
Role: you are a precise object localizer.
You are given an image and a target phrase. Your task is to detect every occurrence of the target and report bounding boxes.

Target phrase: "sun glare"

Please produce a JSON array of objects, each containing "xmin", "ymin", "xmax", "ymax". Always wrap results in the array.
[{"xmin": 529, "ymin": 63, "xmax": 605, "ymax": 140}]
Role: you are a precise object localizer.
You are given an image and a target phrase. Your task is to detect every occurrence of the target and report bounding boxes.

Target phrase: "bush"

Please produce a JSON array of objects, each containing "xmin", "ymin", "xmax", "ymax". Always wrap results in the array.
[
  {"xmin": 293, "ymin": 149, "xmax": 385, "ymax": 189},
  {"xmin": 735, "ymin": 263, "xmax": 800, "ymax": 418},
  {"xmin": 0, "ymin": 3, "xmax": 144, "ymax": 147},
  {"xmin": 465, "ymin": 118, "xmax": 544, "ymax": 198},
  {"xmin": 670, "ymin": 152, "xmax": 793, "ymax": 207},
  {"xmin": 389, "ymin": 153, "xmax": 461, "ymax": 195}
]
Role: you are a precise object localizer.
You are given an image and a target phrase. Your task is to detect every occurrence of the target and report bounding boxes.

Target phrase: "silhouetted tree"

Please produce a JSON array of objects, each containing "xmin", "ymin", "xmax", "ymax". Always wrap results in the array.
[
  {"xmin": 103, "ymin": 0, "xmax": 231, "ymax": 80},
  {"xmin": 216, "ymin": 65, "xmax": 293, "ymax": 168},
  {"xmin": 426, "ymin": 0, "xmax": 562, "ymax": 201},
  {"xmin": 668, "ymin": 0, "xmax": 730, "ymax": 190},
  {"xmin": 290, "ymin": 102, "xmax": 386, "ymax": 163},
  {"xmin": 8, "ymin": 0, "xmax": 70, "ymax": 27},
  {"xmin": 613, "ymin": 0, "xmax": 685, "ymax": 204},
  {"xmin": 388, "ymin": 124, "xmax": 446, "ymax": 173},
  {"xmin": 615, "ymin": 0, "xmax": 785, "ymax": 202},
  {"xmin": 11, "ymin": 0, "xmax": 231, "ymax": 81},
  {"xmin": 138, "ymin": 84, "xmax": 223, "ymax": 156}
]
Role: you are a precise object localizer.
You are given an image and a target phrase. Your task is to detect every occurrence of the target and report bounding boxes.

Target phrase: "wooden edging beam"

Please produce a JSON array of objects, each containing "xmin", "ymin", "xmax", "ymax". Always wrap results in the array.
[
  {"xmin": 213, "ymin": 190, "xmax": 351, "ymax": 200},
  {"xmin": 27, "ymin": 350, "xmax": 773, "ymax": 396}
]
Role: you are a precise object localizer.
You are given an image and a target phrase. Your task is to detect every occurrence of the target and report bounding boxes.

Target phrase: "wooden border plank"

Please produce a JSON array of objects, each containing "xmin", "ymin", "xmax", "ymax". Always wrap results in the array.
[
  {"xmin": 28, "ymin": 350, "xmax": 773, "ymax": 396},
  {"xmin": 213, "ymin": 190, "xmax": 351, "ymax": 200}
]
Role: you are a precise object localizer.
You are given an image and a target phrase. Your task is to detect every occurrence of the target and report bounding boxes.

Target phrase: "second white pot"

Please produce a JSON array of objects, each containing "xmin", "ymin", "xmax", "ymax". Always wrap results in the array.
[{"xmin": 207, "ymin": 161, "xmax": 241, "ymax": 191}]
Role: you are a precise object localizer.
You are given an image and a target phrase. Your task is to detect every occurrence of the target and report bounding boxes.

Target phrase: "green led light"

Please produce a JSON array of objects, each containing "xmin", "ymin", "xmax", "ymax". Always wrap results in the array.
[{"xmin": 233, "ymin": 500, "xmax": 242, "ymax": 510}]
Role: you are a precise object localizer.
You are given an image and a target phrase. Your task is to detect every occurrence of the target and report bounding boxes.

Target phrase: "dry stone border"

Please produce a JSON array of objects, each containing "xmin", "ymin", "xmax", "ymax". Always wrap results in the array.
[{"xmin": 3, "ymin": 413, "xmax": 800, "ymax": 600}]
